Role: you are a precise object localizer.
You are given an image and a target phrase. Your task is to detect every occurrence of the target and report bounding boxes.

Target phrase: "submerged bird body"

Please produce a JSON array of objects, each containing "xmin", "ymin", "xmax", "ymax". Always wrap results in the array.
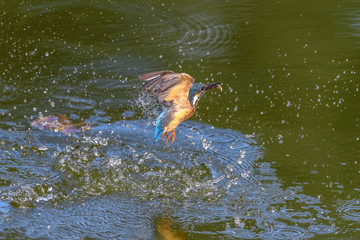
[{"xmin": 139, "ymin": 70, "xmax": 222, "ymax": 144}]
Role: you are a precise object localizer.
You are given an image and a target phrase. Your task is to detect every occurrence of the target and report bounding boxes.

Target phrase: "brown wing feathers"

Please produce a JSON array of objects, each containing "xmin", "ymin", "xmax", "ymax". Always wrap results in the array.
[
  {"xmin": 139, "ymin": 70, "xmax": 174, "ymax": 83},
  {"xmin": 139, "ymin": 71, "xmax": 194, "ymax": 105}
]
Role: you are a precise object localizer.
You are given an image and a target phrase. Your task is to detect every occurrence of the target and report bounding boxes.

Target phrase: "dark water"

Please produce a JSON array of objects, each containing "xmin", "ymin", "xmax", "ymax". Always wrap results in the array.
[{"xmin": 1, "ymin": 0, "xmax": 359, "ymax": 239}]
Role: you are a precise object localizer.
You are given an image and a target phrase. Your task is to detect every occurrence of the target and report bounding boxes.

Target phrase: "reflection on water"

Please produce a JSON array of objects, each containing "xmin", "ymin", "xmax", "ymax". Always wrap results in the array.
[
  {"xmin": 156, "ymin": 217, "xmax": 187, "ymax": 240},
  {"xmin": 31, "ymin": 115, "xmax": 92, "ymax": 133}
]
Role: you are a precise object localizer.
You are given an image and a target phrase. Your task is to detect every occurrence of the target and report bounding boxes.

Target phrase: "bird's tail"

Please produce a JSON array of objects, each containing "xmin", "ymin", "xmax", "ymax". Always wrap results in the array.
[
  {"xmin": 153, "ymin": 111, "xmax": 166, "ymax": 145},
  {"xmin": 153, "ymin": 126, "xmax": 164, "ymax": 145}
]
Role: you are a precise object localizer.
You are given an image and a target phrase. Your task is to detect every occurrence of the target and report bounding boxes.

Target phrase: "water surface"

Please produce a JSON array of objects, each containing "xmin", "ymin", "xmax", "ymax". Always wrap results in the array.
[{"xmin": 0, "ymin": 0, "xmax": 359, "ymax": 239}]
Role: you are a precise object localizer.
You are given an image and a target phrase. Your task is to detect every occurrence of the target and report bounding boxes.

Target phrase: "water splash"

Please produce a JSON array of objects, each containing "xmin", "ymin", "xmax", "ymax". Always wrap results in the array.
[{"xmin": 0, "ymin": 120, "xmax": 338, "ymax": 238}]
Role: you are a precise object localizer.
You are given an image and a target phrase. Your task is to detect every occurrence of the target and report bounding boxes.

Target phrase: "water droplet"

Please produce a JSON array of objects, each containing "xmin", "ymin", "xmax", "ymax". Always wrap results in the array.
[
  {"xmin": 100, "ymin": 138, "xmax": 108, "ymax": 146},
  {"xmin": 38, "ymin": 145, "xmax": 48, "ymax": 151},
  {"xmin": 202, "ymin": 138, "xmax": 212, "ymax": 150}
]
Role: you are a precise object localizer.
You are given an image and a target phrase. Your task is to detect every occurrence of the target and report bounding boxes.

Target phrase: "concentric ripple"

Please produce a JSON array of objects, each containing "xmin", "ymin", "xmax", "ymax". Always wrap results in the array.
[
  {"xmin": 171, "ymin": 13, "xmax": 239, "ymax": 60},
  {"xmin": 337, "ymin": 199, "xmax": 360, "ymax": 221},
  {"xmin": 52, "ymin": 197, "xmax": 154, "ymax": 239},
  {"xmin": 308, "ymin": 224, "xmax": 335, "ymax": 235},
  {"xmin": 265, "ymin": 226, "xmax": 313, "ymax": 240}
]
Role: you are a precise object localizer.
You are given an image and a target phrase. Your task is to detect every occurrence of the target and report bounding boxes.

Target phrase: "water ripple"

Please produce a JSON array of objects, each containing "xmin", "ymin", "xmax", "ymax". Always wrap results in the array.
[
  {"xmin": 0, "ymin": 120, "xmax": 338, "ymax": 238},
  {"xmin": 308, "ymin": 224, "xmax": 335, "ymax": 235},
  {"xmin": 337, "ymin": 199, "xmax": 360, "ymax": 221},
  {"xmin": 171, "ymin": 13, "xmax": 239, "ymax": 60},
  {"xmin": 53, "ymin": 95, "xmax": 96, "ymax": 110},
  {"xmin": 265, "ymin": 226, "xmax": 313, "ymax": 240}
]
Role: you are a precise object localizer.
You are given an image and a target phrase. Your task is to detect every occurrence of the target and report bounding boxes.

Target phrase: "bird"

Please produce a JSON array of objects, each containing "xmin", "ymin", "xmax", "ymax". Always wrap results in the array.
[{"xmin": 139, "ymin": 70, "xmax": 222, "ymax": 144}]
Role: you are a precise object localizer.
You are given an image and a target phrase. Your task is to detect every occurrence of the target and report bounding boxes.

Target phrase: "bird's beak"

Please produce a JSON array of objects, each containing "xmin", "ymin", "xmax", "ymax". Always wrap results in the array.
[{"xmin": 205, "ymin": 83, "xmax": 223, "ymax": 92}]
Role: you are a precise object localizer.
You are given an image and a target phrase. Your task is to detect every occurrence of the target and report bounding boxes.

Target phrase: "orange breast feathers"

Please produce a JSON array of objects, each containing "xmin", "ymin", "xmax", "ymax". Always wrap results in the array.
[{"xmin": 164, "ymin": 103, "xmax": 195, "ymax": 132}]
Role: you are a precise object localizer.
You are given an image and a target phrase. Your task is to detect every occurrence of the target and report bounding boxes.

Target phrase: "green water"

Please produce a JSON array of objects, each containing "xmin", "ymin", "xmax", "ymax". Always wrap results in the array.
[{"xmin": 0, "ymin": 0, "xmax": 359, "ymax": 239}]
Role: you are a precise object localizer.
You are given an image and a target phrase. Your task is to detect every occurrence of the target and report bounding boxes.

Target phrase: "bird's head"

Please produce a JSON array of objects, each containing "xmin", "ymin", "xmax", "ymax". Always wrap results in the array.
[{"xmin": 189, "ymin": 82, "xmax": 223, "ymax": 108}]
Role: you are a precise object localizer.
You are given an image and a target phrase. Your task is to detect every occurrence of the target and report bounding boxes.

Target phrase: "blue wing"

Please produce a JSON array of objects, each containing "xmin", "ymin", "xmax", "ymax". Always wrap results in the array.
[{"xmin": 153, "ymin": 110, "xmax": 166, "ymax": 145}]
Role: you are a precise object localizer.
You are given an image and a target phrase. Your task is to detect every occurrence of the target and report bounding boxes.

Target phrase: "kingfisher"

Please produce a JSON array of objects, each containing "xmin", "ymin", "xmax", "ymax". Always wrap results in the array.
[{"xmin": 139, "ymin": 70, "xmax": 222, "ymax": 144}]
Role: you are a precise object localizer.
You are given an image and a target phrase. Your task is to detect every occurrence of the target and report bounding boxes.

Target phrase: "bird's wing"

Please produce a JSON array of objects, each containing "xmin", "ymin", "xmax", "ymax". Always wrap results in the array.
[{"xmin": 139, "ymin": 71, "xmax": 194, "ymax": 107}]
